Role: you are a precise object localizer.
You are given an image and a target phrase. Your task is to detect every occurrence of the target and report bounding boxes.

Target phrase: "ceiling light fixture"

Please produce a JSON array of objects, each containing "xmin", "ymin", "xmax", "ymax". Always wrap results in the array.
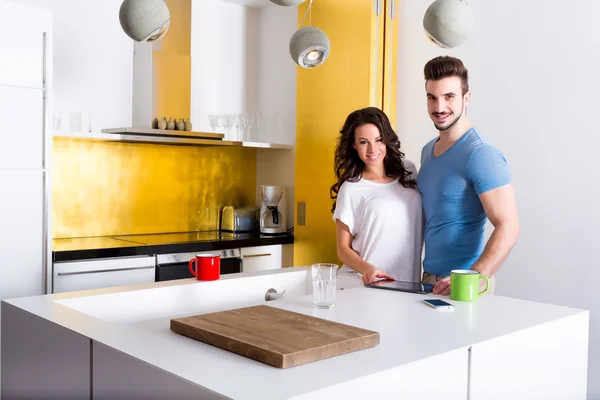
[
  {"xmin": 269, "ymin": 0, "xmax": 307, "ymax": 6},
  {"xmin": 119, "ymin": 0, "xmax": 171, "ymax": 42},
  {"xmin": 423, "ymin": 0, "xmax": 474, "ymax": 48},
  {"xmin": 289, "ymin": 0, "xmax": 330, "ymax": 69}
]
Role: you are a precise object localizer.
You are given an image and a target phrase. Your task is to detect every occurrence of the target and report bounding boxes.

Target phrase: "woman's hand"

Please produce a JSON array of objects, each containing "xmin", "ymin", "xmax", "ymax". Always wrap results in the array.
[
  {"xmin": 361, "ymin": 267, "xmax": 396, "ymax": 284},
  {"xmin": 335, "ymin": 221, "xmax": 396, "ymax": 284}
]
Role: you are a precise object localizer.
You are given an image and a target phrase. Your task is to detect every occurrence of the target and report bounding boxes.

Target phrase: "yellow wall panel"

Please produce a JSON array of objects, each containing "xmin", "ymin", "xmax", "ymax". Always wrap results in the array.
[
  {"xmin": 153, "ymin": 0, "xmax": 192, "ymax": 122},
  {"xmin": 162, "ymin": 0, "xmax": 191, "ymax": 56},
  {"xmin": 153, "ymin": 50, "xmax": 191, "ymax": 121},
  {"xmin": 382, "ymin": 0, "xmax": 398, "ymax": 126},
  {"xmin": 52, "ymin": 138, "xmax": 257, "ymax": 238}
]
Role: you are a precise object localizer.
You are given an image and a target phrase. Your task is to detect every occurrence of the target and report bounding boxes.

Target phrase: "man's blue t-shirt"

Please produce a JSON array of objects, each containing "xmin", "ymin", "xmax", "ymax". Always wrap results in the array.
[{"xmin": 417, "ymin": 127, "xmax": 511, "ymax": 277}]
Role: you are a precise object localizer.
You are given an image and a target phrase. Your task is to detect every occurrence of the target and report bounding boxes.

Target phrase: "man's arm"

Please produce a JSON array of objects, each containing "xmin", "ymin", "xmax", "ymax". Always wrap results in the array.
[
  {"xmin": 433, "ymin": 183, "xmax": 519, "ymax": 295},
  {"xmin": 471, "ymin": 183, "xmax": 520, "ymax": 277}
]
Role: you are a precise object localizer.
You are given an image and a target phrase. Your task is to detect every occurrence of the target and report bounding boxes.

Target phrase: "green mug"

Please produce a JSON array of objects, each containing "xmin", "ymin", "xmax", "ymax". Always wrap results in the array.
[{"xmin": 450, "ymin": 270, "xmax": 489, "ymax": 301}]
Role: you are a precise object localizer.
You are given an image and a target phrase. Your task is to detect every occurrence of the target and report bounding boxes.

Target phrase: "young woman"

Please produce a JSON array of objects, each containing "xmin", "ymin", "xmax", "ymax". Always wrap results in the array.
[{"xmin": 330, "ymin": 107, "xmax": 423, "ymax": 284}]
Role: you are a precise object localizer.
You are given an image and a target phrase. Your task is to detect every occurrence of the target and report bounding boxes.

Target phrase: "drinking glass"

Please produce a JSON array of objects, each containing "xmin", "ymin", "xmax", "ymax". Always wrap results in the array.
[
  {"xmin": 312, "ymin": 263, "xmax": 339, "ymax": 309},
  {"xmin": 254, "ymin": 112, "xmax": 264, "ymax": 142},
  {"xmin": 208, "ymin": 115, "xmax": 222, "ymax": 133},
  {"xmin": 223, "ymin": 114, "xmax": 236, "ymax": 141},
  {"xmin": 243, "ymin": 113, "xmax": 256, "ymax": 142}
]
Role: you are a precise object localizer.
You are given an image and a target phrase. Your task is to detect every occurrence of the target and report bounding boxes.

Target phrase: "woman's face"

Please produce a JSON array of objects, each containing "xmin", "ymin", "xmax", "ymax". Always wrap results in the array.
[{"xmin": 353, "ymin": 123, "xmax": 386, "ymax": 169}]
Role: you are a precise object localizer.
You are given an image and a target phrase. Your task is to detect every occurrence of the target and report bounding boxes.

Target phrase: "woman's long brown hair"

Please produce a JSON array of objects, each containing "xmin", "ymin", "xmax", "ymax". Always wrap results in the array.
[{"xmin": 330, "ymin": 107, "xmax": 417, "ymax": 213}]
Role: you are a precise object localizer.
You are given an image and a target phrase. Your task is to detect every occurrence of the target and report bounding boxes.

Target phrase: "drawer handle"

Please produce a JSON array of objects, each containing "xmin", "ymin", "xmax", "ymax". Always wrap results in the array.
[
  {"xmin": 242, "ymin": 253, "xmax": 272, "ymax": 259},
  {"xmin": 57, "ymin": 266, "xmax": 154, "ymax": 277}
]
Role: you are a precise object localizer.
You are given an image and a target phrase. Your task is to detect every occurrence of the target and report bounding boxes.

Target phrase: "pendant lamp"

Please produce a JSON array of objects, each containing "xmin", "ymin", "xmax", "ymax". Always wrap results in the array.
[
  {"xmin": 423, "ymin": 0, "xmax": 474, "ymax": 48},
  {"xmin": 289, "ymin": 0, "xmax": 330, "ymax": 69},
  {"xmin": 269, "ymin": 0, "xmax": 306, "ymax": 5},
  {"xmin": 119, "ymin": 0, "xmax": 171, "ymax": 42}
]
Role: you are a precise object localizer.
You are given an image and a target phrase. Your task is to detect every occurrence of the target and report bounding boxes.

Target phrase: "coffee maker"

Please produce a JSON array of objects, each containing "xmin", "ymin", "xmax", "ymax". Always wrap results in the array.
[{"xmin": 260, "ymin": 185, "xmax": 285, "ymax": 235}]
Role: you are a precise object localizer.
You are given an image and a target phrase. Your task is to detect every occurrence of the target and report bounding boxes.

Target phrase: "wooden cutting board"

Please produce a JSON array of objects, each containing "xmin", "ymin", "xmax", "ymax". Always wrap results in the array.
[{"xmin": 170, "ymin": 305, "xmax": 380, "ymax": 368}]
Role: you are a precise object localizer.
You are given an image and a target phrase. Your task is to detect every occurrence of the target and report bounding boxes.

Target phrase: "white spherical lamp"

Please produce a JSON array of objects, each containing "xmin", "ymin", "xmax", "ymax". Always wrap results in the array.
[
  {"xmin": 269, "ymin": 0, "xmax": 307, "ymax": 6},
  {"xmin": 289, "ymin": 26, "xmax": 330, "ymax": 69},
  {"xmin": 423, "ymin": 0, "xmax": 474, "ymax": 48},
  {"xmin": 119, "ymin": 0, "xmax": 171, "ymax": 42}
]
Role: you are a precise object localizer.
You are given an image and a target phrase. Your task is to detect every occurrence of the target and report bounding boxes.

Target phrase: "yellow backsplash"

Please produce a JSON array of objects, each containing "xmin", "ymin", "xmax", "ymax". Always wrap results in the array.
[{"xmin": 52, "ymin": 137, "xmax": 257, "ymax": 238}]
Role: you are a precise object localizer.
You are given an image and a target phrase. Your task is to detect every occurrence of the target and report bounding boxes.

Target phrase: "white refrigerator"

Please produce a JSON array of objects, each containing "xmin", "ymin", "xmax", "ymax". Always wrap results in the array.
[{"xmin": 0, "ymin": 1, "xmax": 53, "ymax": 299}]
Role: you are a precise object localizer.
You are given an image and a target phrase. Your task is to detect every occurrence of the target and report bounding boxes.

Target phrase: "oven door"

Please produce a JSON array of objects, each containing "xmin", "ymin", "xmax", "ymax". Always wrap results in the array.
[{"xmin": 155, "ymin": 249, "xmax": 242, "ymax": 282}]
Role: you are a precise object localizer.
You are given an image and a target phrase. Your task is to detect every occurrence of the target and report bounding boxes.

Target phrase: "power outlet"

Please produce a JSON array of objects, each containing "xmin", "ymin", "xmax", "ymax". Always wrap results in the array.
[{"xmin": 297, "ymin": 202, "xmax": 307, "ymax": 226}]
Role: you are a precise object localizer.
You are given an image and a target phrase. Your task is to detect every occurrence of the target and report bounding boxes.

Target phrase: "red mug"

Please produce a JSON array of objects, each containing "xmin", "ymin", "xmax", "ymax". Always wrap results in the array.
[{"xmin": 188, "ymin": 254, "xmax": 221, "ymax": 281}]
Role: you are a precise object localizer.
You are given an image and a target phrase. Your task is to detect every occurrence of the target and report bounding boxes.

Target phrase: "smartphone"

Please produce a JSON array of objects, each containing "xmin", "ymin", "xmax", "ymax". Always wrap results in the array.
[{"xmin": 423, "ymin": 299, "xmax": 455, "ymax": 310}]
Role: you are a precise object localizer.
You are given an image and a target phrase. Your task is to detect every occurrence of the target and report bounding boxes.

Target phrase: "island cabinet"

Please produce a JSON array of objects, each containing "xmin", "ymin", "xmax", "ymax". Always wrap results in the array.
[
  {"xmin": 1, "ymin": 269, "xmax": 589, "ymax": 400},
  {"xmin": 469, "ymin": 312, "xmax": 588, "ymax": 400},
  {"xmin": 92, "ymin": 342, "xmax": 219, "ymax": 400},
  {"xmin": 91, "ymin": 343, "xmax": 469, "ymax": 400}
]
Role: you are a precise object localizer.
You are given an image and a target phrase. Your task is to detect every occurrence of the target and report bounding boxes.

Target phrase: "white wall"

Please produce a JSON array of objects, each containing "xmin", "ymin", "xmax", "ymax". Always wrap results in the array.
[
  {"xmin": 397, "ymin": 1, "xmax": 600, "ymax": 398},
  {"xmin": 14, "ymin": 0, "xmax": 133, "ymax": 134},
  {"xmin": 191, "ymin": 0, "xmax": 261, "ymax": 136},
  {"xmin": 191, "ymin": 0, "xmax": 296, "ymax": 145},
  {"xmin": 257, "ymin": 4, "xmax": 297, "ymax": 146}
]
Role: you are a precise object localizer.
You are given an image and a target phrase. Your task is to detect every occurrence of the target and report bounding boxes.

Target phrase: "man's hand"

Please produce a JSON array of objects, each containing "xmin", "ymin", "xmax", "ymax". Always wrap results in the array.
[
  {"xmin": 432, "ymin": 276, "xmax": 451, "ymax": 296},
  {"xmin": 362, "ymin": 267, "xmax": 395, "ymax": 284}
]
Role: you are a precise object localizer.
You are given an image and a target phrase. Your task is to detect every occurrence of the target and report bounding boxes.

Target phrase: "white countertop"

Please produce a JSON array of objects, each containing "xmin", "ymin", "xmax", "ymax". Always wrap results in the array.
[{"xmin": 3, "ymin": 268, "xmax": 587, "ymax": 400}]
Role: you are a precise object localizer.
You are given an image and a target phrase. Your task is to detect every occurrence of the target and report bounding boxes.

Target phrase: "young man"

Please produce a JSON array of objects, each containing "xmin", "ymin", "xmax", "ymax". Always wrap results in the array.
[{"xmin": 418, "ymin": 56, "xmax": 520, "ymax": 296}]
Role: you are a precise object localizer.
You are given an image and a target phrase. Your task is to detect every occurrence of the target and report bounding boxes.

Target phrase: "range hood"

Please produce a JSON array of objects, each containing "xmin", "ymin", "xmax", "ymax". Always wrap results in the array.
[{"xmin": 100, "ymin": 127, "xmax": 226, "ymax": 146}]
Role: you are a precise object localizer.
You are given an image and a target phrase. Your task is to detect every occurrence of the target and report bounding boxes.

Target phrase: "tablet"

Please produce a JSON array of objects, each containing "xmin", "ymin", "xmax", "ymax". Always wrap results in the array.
[{"xmin": 364, "ymin": 279, "xmax": 433, "ymax": 294}]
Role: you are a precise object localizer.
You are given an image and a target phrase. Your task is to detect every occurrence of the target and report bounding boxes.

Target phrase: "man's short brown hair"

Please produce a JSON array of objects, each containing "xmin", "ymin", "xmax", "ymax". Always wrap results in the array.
[{"xmin": 424, "ymin": 56, "xmax": 469, "ymax": 95}]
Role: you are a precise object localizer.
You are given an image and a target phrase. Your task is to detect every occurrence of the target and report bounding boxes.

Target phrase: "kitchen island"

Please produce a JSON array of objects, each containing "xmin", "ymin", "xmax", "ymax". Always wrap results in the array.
[{"xmin": 1, "ymin": 268, "xmax": 589, "ymax": 399}]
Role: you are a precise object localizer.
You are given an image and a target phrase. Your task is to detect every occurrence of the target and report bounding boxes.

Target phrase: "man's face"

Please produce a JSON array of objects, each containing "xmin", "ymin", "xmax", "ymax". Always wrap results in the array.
[{"xmin": 426, "ymin": 76, "xmax": 470, "ymax": 131}]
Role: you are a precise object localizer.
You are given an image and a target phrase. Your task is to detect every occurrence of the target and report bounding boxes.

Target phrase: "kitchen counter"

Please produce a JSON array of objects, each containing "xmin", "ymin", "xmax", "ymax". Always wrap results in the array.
[
  {"xmin": 1, "ymin": 268, "xmax": 589, "ymax": 399},
  {"xmin": 53, "ymin": 231, "xmax": 294, "ymax": 262},
  {"xmin": 51, "ymin": 236, "xmax": 142, "ymax": 251}
]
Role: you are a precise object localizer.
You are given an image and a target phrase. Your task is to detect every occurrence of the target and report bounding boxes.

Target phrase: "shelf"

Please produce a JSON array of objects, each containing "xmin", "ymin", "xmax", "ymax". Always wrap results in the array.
[
  {"xmin": 53, "ymin": 131, "xmax": 292, "ymax": 150},
  {"xmin": 238, "ymin": 141, "xmax": 293, "ymax": 149}
]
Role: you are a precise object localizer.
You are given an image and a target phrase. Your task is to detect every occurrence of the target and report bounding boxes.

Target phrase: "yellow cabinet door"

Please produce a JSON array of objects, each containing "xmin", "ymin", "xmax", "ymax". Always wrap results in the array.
[
  {"xmin": 382, "ymin": 0, "xmax": 398, "ymax": 127},
  {"xmin": 294, "ymin": 0, "xmax": 396, "ymax": 267}
]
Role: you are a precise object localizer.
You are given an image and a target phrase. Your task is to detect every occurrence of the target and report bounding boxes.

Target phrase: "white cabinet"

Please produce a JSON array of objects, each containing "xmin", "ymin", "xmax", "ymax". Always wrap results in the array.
[
  {"xmin": 0, "ymin": 86, "xmax": 44, "ymax": 169},
  {"xmin": 0, "ymin": 2, "xmax": 52, "ymax": 89},
  {"xmin": 53, "ymin": 256, "xmax": 155, "ymax": 293},
  {"xmin": 0, "ymin": 1, "xmax": 52, "ymax": 300},
  {"xmin": 241, "ymin": 245, "xmax": 282, "ymax": 273},
  {"xmin": 0, "ymin": 170, "xmax": 45, "ymax": 299}
]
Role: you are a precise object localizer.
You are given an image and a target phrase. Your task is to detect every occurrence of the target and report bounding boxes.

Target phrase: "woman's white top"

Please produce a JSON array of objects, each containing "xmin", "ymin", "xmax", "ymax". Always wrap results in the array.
[{"xmin": 332, "ymin": 161, "xmax": 423, "ymax": 282}]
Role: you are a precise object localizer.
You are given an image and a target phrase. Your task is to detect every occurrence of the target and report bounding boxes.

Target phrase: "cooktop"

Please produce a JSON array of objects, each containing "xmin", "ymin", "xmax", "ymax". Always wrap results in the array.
[
  {"xmin": 112, "ymin": 231, "xmax": 225, "ymax": 245},
  {"xmin": 52, "ymin": 237, "xmax": 143, "ymax": 252}
]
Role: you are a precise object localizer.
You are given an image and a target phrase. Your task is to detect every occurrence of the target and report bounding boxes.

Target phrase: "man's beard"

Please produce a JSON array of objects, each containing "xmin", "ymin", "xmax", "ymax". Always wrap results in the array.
[{"xmin": 433, "ymin": 102, "xmax": 464, "ymax": 131}]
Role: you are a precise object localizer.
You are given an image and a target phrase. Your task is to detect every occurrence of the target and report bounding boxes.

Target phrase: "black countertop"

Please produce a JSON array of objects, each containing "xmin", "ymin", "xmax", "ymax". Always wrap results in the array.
[{"xmin": 52, "ymin": 231, "xmax": 294, "ymax": 262}]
